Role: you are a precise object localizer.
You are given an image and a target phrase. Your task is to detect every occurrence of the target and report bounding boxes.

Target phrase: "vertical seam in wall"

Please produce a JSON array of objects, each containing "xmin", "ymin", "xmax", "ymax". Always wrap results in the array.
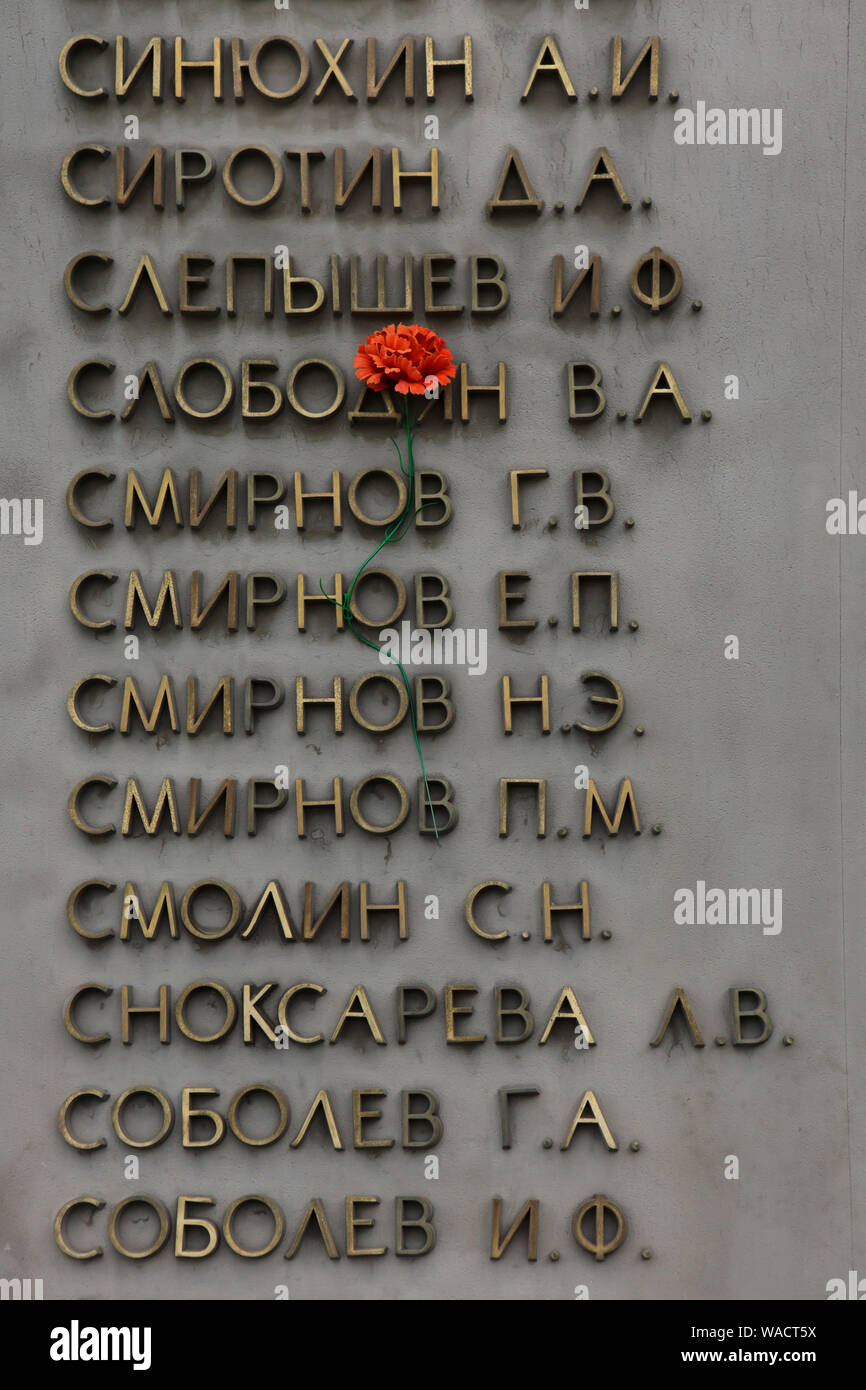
[{"xmin": 840, "ymin": 0, "xmax": 853, "ymax": 1272}]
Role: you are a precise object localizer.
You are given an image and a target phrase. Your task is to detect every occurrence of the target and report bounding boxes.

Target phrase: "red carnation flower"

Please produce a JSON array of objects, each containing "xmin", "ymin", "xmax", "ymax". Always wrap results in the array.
[{"xmin": 354, "ymin": 322, "xmax": 456, "ymax": 396}]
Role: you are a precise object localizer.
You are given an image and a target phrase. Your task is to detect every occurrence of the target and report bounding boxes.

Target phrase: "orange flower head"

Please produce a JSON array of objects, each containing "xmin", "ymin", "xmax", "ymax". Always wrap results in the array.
[{"xmin": 354, "ymin": 322, "xmax": 456, "ymax": 396}]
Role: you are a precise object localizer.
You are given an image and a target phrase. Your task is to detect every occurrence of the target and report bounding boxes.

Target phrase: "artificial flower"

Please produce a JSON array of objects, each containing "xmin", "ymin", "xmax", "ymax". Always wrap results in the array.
[{"xmin": 354, "ymin": 322, "xmax": 456, "ymax": 396}]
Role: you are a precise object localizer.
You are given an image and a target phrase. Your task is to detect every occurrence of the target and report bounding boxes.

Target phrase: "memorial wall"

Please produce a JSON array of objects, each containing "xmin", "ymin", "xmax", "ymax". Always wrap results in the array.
[{"xmin": 1, "ymin": 0, "xmax": 864, "ymax": 1305}]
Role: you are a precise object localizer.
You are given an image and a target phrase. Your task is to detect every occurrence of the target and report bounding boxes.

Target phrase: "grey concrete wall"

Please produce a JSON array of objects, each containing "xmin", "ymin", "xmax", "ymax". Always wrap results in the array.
[{"xmin": 0, "ymin": 0, "xmax": 861, "ymax": 1299}]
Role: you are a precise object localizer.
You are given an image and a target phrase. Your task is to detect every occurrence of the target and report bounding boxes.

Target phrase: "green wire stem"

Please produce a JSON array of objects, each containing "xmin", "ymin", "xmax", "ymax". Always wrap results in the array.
[{"xmin": 321, "ymin": 395, "xmax": 441, "ymax": 840}]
